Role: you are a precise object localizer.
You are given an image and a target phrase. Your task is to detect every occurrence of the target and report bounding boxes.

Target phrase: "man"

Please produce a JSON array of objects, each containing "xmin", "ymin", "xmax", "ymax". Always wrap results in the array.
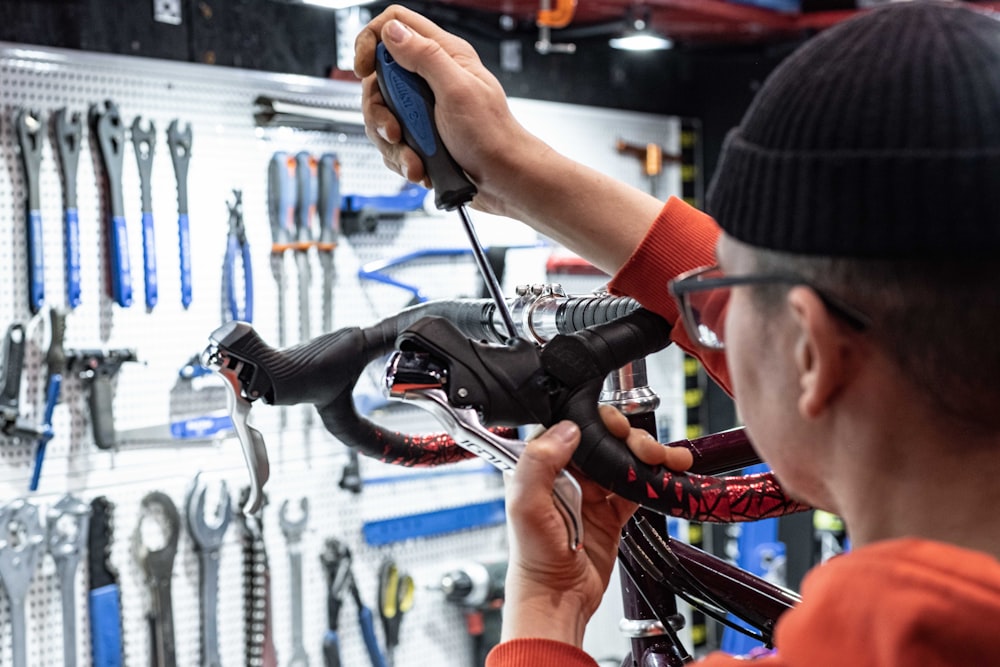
[{"xmin": 356, "ymin": 2, "xmax": 1000, "ymax": 664}]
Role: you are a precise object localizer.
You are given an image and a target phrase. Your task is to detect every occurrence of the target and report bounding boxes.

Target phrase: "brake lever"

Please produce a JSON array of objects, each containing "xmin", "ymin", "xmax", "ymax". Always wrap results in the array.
[{"xmin": 385, "ymin": 350, "xmax": 583, "ymax": 552}]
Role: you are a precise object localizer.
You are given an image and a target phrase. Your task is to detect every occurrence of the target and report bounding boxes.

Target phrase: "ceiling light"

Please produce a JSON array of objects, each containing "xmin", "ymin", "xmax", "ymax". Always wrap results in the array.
[{"xmin": 609, "ymin": 17, "xmax": 673, "ymax": 51}]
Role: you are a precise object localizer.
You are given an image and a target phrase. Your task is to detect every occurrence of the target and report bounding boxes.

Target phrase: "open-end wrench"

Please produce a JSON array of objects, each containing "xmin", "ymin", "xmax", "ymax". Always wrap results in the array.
[
  {"xmin": 90, "ymin": 100, "xmax": 133, "ymax": 308},
  {"xmin": 14, "ymin": 108, "xmax": 46, "ymax": 314},
  {"xmin": 0, "ymin": 498, "xmax": 45, "ymax": 667},
  {"xmin": 135, "ymin": 491, "xmax": 181, "ymax": 667},
  {"xmin": 47, "ymin": 493, "xmax": 91, "ymax": 667},
  {"xmin": 280, "ymin": 497, "xmax": 311, "ymax": 667},
  {"xmin": 185, "ymin": 473, "xmax": 232, "ymax": 667},
  {"xmin": 52, "ymin": 108, "xmax": 84, "ymax": 309},
  {"xmin": 131, "ymin": 116, "xmax": 158, "ymax": 311},
  {"xmin": 167, "ymin": 119, "xmax": 193, "ymax": 309}
]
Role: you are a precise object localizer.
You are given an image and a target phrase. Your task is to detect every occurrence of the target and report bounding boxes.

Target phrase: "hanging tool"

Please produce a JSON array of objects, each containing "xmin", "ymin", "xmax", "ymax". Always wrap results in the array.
[
  {"xmin": 14, "ymin": 107, "xmax": 46, "ymax": 314},
  {"xmin": 134, "ymin": 491, "xmax": 181, "ymax": 667},
  {"xmin": 66, "ymin": 347, "xmax": 139, "ymax": 450},
  {"xmin": 238, "ymin": 487, "xmax": 278, "ymax": 667},
  {"xmin": 340, "ymin": 182, "xmax": 430, "ymax": 236},
  {"xmin": 377, "ymin": 558, "xmax": 414, "ymax": 667},
  {"xmin": 0, "ymin": 498, "xmax": 45, "ymax": 667},
  {"xmin": 438, "ymin": 560, "xmax": 507, "ymax": 667},
  {"xmin": 267, "ymin": 151, "xmax": 296, "ymax": 349},
  {"xmin": 294, "ymin": 151, "xmax": 317, "ymax": 343},
  {"xmin": 47, "ymin": 493, "xmax": 91, "ymax": 667},
  {"xmin": 131, "ymin": 116, "xmax": 159, "ymax": 311},
  {"xmin": 320, "ymin": 538, "xmax": 387, "ymax": 667},
  {"xmin": 185, "ymin": 473, "xmax": 231, "ymax": 667},
  {"xmin": 279, "ymin": 497, "xmax": 311, "ymax": 667},
  {"xmin": 0, "ymin": 323, "xmax": 26, "ymax": 432},
  {"xmin": 90, "ymin": 100, "xmax": 133, "ymax": 308},
  {"xmin": 88, "ymin": 496, "xmax": 123, "ymax": 667},
  {"xmin": 29, "ymin": 306, "xmax": 67, "ymax": 491},
  {"xmin": 52, "ymin": 108, "xmax": 84, "ymax": 309},
  {"xmin": 222, "ymin": 189, "xmax": 253, "ymax": 324},
  {"xmin": 316, "ymin": 153, "xmax": 340, "ymax": 333},
  {"xmin": 374, "ymin": 43, "xmax": 518, "ymax": 340},
  {"xmin": 167, "ymin": 119, "xmax": 193, "ymax": 309},
  {"xmin": 615, "ymin": 138, "xmax": 680, "ymax": 199}
]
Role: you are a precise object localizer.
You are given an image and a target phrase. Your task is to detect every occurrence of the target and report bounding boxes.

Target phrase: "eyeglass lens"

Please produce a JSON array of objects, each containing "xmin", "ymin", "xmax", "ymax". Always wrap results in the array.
[{"xmin": 684, "ymin": 284, "xmax": 730, "ymax": 350}]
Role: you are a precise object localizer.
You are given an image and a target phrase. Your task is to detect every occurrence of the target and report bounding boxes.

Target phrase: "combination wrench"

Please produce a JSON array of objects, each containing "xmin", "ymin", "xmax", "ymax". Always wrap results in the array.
[
  {"xmin": 280, "ymin": 497, "xmax": 311, "ymax": 666},
  {"xmin": 185, "ymin": 473, "xmax": 232, "ymax": 667},
  {"xmin": 47, "ymin": 493, "xmax": 91, "ymax": 667},
  {"xmin": 135, "ymin": 491, "xmax": 180, "ymax": 667},
  {"xmin": 0, "ymin": 498, "xmax": 45, "ymax": 667}
]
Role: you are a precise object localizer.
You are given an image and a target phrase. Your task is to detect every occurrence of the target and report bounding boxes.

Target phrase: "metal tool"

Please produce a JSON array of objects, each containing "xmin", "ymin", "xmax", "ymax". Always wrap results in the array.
[
  {"xmin": 316, "ymin": 153, "xmax": 340, "ymax": 333},
  {"xmin": 201, "ymin": 337, "xmax": 270, "ymax": 515},
  {"xmin": 223, "ymin": 189, "xmax": 253, "ymax": 324},
  {"xmin": 185, "ymin": 473, "xmax": 232, "ymax": 667},
  {"xmin": 90, "ymin": 100, "xmax": 133, "ymax": 308},
  {"xmin": 374, "ymin": 43, "xmax": 518, "ymax": 339},
  {"xmin": 239, "ymin": 488, "xmax": 278, "ymax": 667},
  {"xmin": 377, "ymin": 558, "xmax": 414, "ymax": 667},
  {"xmin": 47, "ymin": 493, "xmax": 91, "ymax": 667},
  {"xmin": 29, "ymin": 306, "xmax": 67, "ymax": 491},
  {"xmin": 134, "ymin": 491, "xmax": 181, "ymax": 667},
  {"xmin": 267, "ymin": 151, "xmax": 296, "ymax": 350},
  {"xmin": 66, "ymin": 347, "xmax": 139, "ymax": 450},
  {"xmin": 52, "ymin": 108, "xmax": 84, "ymax": 309},
  {"xmin": 167, "ymin": 119, "xmax": 193, "ymax": 309},
  {"xmin": 0, "ymin": 498, "xmax": 45, "ymax": 667},
  {"xmin": 0, "ymin": 323, "xmax": 26, "ymax": 431},
  {"xmin": 320, "ymin": 538, "xmax": 387, "ymax": 667},
  {"xmin": 14, "ymin": 107, "xmax": 46, "ymax": 314},
  {"xmin": 293, "ymin": 151, "xmax": 316, "ymax": 346},
  {"xmin": 131, "ymin": 116, "xmax": 159, "ymax": 311},
  {"xmin": 88, "ymin": 496, "xmax": 124, "ymax": 667},
  {"xmin": 280, "ymin": 497, "xmax": 311, "ymax": 667}
]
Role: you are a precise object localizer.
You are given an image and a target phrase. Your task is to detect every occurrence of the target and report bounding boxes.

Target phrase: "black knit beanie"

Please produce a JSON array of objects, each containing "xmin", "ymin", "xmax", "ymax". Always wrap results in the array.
[{"xmin": 706, "ymin": 1, "xmax": 1000, "ymax": 258}]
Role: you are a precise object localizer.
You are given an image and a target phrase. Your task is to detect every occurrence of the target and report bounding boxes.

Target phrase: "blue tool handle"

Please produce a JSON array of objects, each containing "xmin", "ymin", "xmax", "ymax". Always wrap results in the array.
[
  {"xmin": 89, "ymin": 584, "xmax": 123, "ymax": 667},
  {"xmin": 341, "ymin": 185, "xmax": 429, "ymax": 215},
  {"xmin": 374, "ymin": 43, "xmax": 476, "ymax": 211},
  {"xmin": 141, "ymin": 211, "xmax": 157, "ymax": 310},
  {"xmin": 27, "ymin": 209, "xmax": 45, "ymax": 313},
  {"xmin": 358, "ymin": 605, "xmax": 388, "ymax": 667},
  {"xmin": 178, "ymin": 212, "xmax": 192, "ymax": 308},
  {"xmin": 242, "ymin": 240, "xmax": 254, "ymax": 323},
  {"xmin": 109, "ymin": 214, "xmax": 132, "ymax": 308},
  {"xmin": 29, "ymin": 373, "xmax": 61, "ymax": 491},
  {"xmin": 318, "ymin": 153, "xmax": 340, "ymax": 246},
  {"xmin": 64, "ymin": 208, "xmax": 81, "ymax": 309},
  {"xmin": 268, "ymin": 152, "xmax": 297, "ymax": 245},
  {"xmin": 323, "ymin": 630, "xmax": 342, "ymax": 667}
]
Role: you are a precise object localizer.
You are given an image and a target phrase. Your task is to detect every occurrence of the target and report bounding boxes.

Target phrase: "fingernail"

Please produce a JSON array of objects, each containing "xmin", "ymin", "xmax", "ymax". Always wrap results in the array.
[
  {"xmin": 547, "ymin": 421, "xmax": 579, "ymax": 445},
  {"xmin": 376, "ymin": 125, "xmax": 390, "ymax": 142},
  {"xmin": 385, "ymin": 19, "xmax": 411, "ymax": 44}
]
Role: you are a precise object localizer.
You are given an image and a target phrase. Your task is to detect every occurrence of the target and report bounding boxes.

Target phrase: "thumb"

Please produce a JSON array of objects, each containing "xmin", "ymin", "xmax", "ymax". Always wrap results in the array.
[{"xmin": 380, "ymin": 18, "xmax": 474, "ymax": 95}]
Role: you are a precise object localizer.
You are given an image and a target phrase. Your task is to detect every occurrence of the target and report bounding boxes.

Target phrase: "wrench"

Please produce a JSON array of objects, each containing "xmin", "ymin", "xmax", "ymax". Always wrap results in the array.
[
  {"xmin": 90, "ymin": 100, "xmax": 133, "ymax": 308},
  {"xmin": 279, "ymin": 497, "xmax": 310, "ymax": 667},
  {"xmin": 47, "ymin": 493, "xmax": 91, "ymax": 667},
  {"xmin": 14, "ymin": 108, "xmax": 46, "ymax": 314},
  {"xmin": 53, "ymin": 108, "xmax": 84, "ymax": 309},
  {"xmin": 135, "ymin": 491, "xmax": 180, "ymax": 667},
  {"xmin": 185, "ymin": 473, "xmax": 232, "ymax": 667},
  {"xmin": 131, "ymin": 116, "xmax": 158, "ymax": 311},
  {"xmin": 0, "ymin": 498, "xmax": 45, "ymax": 667},
  {"xmin": 167, "ymin": 119, "xmax": 193, "ymax": 309}
]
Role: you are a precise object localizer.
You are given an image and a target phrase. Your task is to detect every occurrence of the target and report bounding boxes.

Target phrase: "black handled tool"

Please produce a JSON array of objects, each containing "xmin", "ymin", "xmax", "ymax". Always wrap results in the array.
[
  {"xmin": 66, "ymin": 348, "xmax": 138, "ymax": 449},
  {"xmin": 374, "ymin": 42, "xmax": 518, "ymax": 339}
]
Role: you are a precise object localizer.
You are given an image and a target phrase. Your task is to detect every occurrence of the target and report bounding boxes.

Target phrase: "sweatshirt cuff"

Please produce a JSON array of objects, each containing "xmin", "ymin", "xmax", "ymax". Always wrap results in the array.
[{"xmin": 485, "ymin": 638, "xmax": 599, "ymax": 667}]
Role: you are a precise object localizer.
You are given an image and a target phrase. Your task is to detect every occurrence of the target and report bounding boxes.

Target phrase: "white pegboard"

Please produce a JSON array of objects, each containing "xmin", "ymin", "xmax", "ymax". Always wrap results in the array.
[{"xmin": 0, "ymin": 41, "xmax": 684, "ymax": 667}]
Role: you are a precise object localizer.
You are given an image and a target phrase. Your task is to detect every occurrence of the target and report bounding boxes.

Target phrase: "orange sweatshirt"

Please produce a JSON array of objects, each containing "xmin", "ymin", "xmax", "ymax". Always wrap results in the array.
[{"xmin": 487, "ymin": 538, "xmax": 1000, "ymax": 666}]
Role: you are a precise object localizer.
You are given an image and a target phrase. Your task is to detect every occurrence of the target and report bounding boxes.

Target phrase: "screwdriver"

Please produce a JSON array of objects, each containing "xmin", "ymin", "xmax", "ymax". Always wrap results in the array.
[{"xmin": 374, "ymin": 43, "xmax": 519, "ymax": 340}]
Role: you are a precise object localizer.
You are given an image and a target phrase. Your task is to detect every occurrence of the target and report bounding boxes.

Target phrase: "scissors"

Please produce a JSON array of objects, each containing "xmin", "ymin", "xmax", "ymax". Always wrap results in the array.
[
  {"xmin": 377, "ymin": 558, "xmax": 414, "ymax": 667},
  {"xmin": 222, "ymin": 189, "xmax": 253, "ymax": 323}
]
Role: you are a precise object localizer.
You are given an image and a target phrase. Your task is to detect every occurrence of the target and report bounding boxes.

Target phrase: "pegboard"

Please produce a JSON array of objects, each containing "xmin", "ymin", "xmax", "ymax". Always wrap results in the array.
[{"xmin": 0, "ymin": 40, "xmax": 684, "ymax": 667}]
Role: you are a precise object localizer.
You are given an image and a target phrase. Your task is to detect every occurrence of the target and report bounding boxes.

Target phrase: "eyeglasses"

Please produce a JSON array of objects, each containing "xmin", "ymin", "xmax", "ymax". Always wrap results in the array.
[{"xmin": 668, "ymin": 265, "xmax": 871, "ymax": 350}]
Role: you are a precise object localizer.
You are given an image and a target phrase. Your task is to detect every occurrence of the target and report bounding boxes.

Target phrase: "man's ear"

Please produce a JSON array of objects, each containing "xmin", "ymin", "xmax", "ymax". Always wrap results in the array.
[{"xmin": 786, "ymin": 287, "xmax": 852, "ymax": 419}]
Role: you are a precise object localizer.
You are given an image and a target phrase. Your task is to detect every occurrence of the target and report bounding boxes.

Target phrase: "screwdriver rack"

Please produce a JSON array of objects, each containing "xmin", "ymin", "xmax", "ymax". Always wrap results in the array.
[{"xmin": 0, "ymin": 41, "xmax": 684, "ymax": 666}]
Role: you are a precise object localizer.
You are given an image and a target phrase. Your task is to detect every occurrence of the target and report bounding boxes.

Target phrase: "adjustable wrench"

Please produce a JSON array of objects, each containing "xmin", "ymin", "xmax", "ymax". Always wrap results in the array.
[
  {"xmin": 280, "ymin": 497, "xmax": 311, "ymax": 667},
  {"xmin": 53, "ymin": 108, "xmax": 84, "ymax": 309},
  {"xmin": 90, "ymin": 100, "xmax": 133, "ymax": 308},
  {"xmin": 14, "ymin": 108, "xmax": 46, "ymax": 314},
  {"xmin": 131, "ymin": 116, "xmax": 158, "ymax": 311},
  {"xmin": 0, "ymin": 498, "xmax": 45, "ymax": 667},
  {"xmin": 135, "ymin": 491, "xmax": 181, "ymax": 667},
  {"xmin": 185, "ymin": 473, "xmax": 232, "ymax": 667},
  {"xmin": 47, "ymin": 493, "xmax": 91, "ymax": 667},
  {"xmin": 167, "ymin": 119, "xmax": 193, "ymax": 309}
]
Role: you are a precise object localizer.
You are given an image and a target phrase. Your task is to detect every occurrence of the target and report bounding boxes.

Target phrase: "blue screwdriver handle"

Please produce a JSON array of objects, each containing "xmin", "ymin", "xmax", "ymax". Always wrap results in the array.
[
  {"xmin": 141, "ymin": 211, "xmax": 158, "ymax": 310},
  {"xmin": 358, "ymin": 604, "xmax": 388, "ymax": 667},
  {"xmin": 27, "ymin": 209, "xmax": 45, "ymax": 313},
  {"xmin": 28, "ymin": 373, "xmax": 61, "ymax": 491},
  {"xmin": 109, "ymin": 214, "xmax": 132, "ymax": 308},
  {"xmin": 89, "ymin": 584, "xmax": 124, "ymax": 667},
  {"xmin": 64, "ymin": 208, "xmax": 82, "ymax": 309},
  {"xmin": 374, "ymin": 42, "xmax": 477, "ymax": 211},
  {"xmin": 179, "ymin": 212, "xmax": 192, "ymax": 309}
]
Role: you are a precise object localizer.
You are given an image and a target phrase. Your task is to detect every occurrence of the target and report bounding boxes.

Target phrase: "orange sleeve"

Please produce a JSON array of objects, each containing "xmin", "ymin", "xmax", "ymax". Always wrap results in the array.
[
  {"xmin": 485, "ymin": 638, "xmax": 599, "ymax": 667},
  {"xmin": 608, "ymin": 196, "xmax": 731, "ymax": 393}
]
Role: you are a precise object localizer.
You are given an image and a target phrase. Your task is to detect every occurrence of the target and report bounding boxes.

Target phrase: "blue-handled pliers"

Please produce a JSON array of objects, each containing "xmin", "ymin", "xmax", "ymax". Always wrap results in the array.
[{"xmin": 222, "ymin": 189, "xmax": 253, "ymax": 323}]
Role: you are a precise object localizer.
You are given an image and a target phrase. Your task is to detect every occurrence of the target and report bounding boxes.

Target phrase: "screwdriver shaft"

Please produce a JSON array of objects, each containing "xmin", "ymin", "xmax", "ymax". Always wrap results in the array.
[{"xmin": 456, "ymin": 206, "xmax": 518, "ymax": 340}]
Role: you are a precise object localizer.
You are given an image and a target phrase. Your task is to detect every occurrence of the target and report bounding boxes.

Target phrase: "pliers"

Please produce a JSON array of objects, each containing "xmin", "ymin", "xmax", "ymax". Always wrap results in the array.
[
  {"xmin": 321, "ymin": 538, "xmax": 387, "ymax": 667},
  {"xmin": 222, "ymin": 189, "xmax": 253, "ymax": 324}
]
